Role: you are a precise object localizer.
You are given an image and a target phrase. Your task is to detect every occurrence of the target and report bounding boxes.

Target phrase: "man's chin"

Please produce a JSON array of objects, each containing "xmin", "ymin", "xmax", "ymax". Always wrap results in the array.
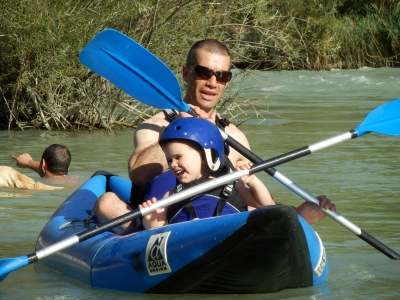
[{"xmin": 198, "ymin": 99, "xmax": 217, "ymax": 112}]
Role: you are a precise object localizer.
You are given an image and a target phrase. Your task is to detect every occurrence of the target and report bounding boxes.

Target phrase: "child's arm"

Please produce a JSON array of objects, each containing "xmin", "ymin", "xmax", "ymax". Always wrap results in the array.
[
  {"xmin": 139, "ymin": 197, "xmax": 168, "ymax": 229},
  {"xmin": 234, "ymin": 163, "xmax": 276, "ymax": 208}
]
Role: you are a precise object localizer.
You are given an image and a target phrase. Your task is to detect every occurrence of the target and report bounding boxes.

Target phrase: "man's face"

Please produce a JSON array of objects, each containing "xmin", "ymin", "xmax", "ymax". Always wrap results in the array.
[{"xmin": 183, "ymin": 49, "xmax": 231, "ymax": 113}]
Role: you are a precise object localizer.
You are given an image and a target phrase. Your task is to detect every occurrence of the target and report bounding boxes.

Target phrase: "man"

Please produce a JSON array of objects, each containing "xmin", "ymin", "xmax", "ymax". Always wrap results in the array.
[
  {"xmin": 0, "ymin": 144, "xmax": 71, "ymax": 190},
  {"xmin": 12, "ymin": 144, "xmax": 71, "ymax": 178},
  {"xmin": 95, "ymin": 39, "xmax": 335, "ymax": 234}
]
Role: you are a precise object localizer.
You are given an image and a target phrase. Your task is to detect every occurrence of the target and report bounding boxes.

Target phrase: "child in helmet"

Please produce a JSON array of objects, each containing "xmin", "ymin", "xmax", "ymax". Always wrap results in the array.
[{"xmin": 139, "ymin": 118, "xmax": 276, "ymax": 229}]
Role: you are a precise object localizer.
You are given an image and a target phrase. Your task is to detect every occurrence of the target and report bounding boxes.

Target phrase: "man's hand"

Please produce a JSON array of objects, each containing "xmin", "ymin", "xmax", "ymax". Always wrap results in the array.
[
  {"xmin": 295, "ymin": 195, "xmax": 336, "ymax": 225},
  {"xmin": 187, "ymin": 104, "xmax": 217, "ymax": 124},
  {"xmin": 11, "ymin": 153, "xmax": 34, "ymax": 169}
]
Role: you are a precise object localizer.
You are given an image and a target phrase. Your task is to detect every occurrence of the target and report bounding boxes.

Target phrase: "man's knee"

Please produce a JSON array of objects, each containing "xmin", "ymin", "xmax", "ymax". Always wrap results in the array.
[
  {"xmin": 94, "ymin": 192, "xmax": 119, "ymax": 213},
  {"xmin": 93, "ymin": 192, "xmax": 138, "ymax": 235}
]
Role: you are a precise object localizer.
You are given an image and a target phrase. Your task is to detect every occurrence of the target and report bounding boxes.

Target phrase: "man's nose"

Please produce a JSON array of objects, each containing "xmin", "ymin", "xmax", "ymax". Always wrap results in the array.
[{"xmin": 206, "ymin": 74, "xmax": 218, "ymax": 87}]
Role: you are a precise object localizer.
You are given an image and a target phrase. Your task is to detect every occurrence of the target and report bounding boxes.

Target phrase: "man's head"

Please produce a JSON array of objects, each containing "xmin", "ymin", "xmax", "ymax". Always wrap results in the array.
[
  {"xmin": 186, "ymin": 39, "xmax": 231, "ymax": 68},
  {"xmin": 183, "ymin": 39, "xmax": 232, "ymax": 113},
  {"xmin": 39, "ymin": 144, "xmax": 71, "ymax": 177}
]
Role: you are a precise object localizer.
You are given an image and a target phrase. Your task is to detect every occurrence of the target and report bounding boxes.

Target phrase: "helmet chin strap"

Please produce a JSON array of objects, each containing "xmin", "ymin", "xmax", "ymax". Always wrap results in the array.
[{"xmin": 204, "ymin": 149, "xmax": 221, "ymax": 171}]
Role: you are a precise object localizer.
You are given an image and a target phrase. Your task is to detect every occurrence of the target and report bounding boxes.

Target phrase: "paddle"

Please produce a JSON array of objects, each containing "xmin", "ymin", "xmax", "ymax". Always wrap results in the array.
[
  {"xmin": 79, "ymin": 28, "xmax": 400, "ymax": 260},
  {"xmin": 1, "ymin": 158, "xmax": 309, "ymax": 282}
]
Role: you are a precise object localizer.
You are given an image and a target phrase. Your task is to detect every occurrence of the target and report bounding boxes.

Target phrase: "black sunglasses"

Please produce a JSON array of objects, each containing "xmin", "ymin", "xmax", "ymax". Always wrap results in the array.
[{"xmin": 187, "ymin": 64, "xmax": 232, "ymax": 83}]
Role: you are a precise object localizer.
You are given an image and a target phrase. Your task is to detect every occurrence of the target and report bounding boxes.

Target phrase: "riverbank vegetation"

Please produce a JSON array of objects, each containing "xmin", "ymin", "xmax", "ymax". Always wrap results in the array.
[{"xmin": 1, "ymin": 0, "xmax": 399, "ymax": 131}]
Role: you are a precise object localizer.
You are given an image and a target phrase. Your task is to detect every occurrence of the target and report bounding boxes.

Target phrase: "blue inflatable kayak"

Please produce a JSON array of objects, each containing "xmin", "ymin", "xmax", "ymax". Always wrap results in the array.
[{"xmin": 35, "ymin": 172, "xmax": 328, "ymax": 293}]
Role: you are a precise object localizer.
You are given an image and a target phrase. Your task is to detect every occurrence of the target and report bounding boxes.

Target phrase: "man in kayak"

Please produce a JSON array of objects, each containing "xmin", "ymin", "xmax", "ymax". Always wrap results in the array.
[
  {"xmin": 139, "ymin": 118, "xmax": 277, "ymax": 229},
  {"xmin": 94, "ymin": 39, "xmax": 335, "ymax": 234}
]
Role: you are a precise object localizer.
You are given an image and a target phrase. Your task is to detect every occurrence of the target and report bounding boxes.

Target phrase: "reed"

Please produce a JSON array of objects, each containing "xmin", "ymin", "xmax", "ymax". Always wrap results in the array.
[{"xmin": 0, "ymin": 0, "xmax": 398, "ymax": 131}]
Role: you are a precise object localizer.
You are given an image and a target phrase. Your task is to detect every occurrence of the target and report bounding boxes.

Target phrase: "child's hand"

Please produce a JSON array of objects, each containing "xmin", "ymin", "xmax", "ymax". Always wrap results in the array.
[
  {"xmin": 235, "ymin": 163, "xmax": 255, "ymax": 185},
  {"xmin": 139, "ymin": 197, "xmax": 164, "ymax": 222}
]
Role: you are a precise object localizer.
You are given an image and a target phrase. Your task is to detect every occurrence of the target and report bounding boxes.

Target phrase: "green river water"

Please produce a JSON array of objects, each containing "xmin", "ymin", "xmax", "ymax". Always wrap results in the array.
[{"xmin": 0, "ymin": 67, "xmax": 399, "ymax": 299}]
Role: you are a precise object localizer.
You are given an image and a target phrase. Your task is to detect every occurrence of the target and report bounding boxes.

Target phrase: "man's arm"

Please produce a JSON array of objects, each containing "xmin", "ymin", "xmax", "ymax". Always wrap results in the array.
[
  {"xmin": 224, "ymin": 123, "xmax": 252, "ymax": 168},
  {"xmin": 224, "ymin": 123, "xmax": 275, "ymax": 210},
  {"xmin": 128, "ymin": 142, "xmax": 167, "ymax": 185},
  {"xmin": 225, "ymin": 123, "xmax": 336, "ymax": 224},
  {"xmin": 235, "ymin": 163, "xmax": 276, "ymax": 207},
  {"xmin": 11, "ymin": 153, "xmax": 41, "ymax": 175},
  {"xmin": 295, "ymin": 195, "xmax": 336, "ymax": 224},
  {"xmin": 128, "ymin": 112, "xmax": 169, "ymax": 186}
]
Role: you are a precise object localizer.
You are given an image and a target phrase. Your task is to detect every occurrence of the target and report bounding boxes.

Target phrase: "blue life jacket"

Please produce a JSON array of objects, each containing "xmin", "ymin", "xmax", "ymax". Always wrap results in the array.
[
  {"xmin": 130, "ymin": 169, "xmax": 176, "ymax": 207},
  {"xmin": 167, "ymin": 176, "xmax": 247, "ymax": 224}
]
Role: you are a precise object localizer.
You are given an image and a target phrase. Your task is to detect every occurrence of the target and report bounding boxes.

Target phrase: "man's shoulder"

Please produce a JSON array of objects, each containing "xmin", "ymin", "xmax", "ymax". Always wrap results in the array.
[
  {"xmin": 134, "ymin": 111, "xmax": 169, "ymax": 146},
  {"xmin": 42, "ymin": 175, "xmax": 79, "ymax": 184},
  {"xmin": 225, "ymin": 122, "xmax": 246, "ymax": 139},
  {"xmin": 134, "ymin": 112, "xmax": 169, "ymax": 136},
  {"xmin": 140, "ymin": 111, "xmax": 169, "ymax": 127}
]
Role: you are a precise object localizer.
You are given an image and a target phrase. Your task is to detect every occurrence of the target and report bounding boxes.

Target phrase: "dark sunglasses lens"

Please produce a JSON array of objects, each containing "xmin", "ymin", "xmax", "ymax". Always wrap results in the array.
[
  {"xmin": 216, "ymin": 71, "xmax": 232, "ymax": 83},
  {"xmin": 194, "ymin": 65, "xmax": 213, "ymax": 79},
  {"xmin": 194, "ymin": 65, "xmax": 231, "ymax": 83}
]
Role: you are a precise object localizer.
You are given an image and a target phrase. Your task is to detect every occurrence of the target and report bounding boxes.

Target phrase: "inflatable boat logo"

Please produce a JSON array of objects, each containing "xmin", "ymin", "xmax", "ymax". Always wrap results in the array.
[
  {"xmin": 145, "ymin": 232, "xmax": 172, "ymax": 276},
  {"xmin": 314, "ymin": 232, "xmax": 326, "ymax": 277}
]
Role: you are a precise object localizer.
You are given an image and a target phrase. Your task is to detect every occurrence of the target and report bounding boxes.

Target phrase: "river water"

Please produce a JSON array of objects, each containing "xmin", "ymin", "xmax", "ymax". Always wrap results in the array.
[{"xmin": 0, "ymin": 67, "xmax": 399, "ymax": 299}]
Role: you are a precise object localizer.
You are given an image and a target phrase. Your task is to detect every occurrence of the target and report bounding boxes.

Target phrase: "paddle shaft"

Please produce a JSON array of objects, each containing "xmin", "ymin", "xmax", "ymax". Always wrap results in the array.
[{"xmin": 221, "ymin": 130, "xmax": 400, "ymax": 260}]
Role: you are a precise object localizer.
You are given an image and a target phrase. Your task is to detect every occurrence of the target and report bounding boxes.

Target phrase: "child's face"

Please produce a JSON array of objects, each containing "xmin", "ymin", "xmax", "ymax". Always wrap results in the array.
[{"xmin": 163, "ymin": 142, "xmax": 206, "ymax": 183}]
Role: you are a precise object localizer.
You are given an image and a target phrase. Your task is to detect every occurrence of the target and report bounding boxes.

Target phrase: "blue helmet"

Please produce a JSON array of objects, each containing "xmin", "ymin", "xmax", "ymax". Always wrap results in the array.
[{"xmin": 159, "ymin": 118, "xmax": 224, "ymax": 171}]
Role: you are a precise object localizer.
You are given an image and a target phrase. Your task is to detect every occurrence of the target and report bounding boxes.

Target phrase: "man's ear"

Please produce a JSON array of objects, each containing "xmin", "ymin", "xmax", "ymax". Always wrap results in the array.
[
  {"xmin": 182, "ymin": 64, "xmax": 189, "ymax": 83},
  {"xmin": 40, "ymin": 158, "xmax": 47, "ymax": 171}
]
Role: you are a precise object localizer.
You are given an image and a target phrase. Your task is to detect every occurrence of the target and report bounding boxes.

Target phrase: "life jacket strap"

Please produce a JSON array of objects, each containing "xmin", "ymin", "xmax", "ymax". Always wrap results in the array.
[
  {"xmin": 183, "ymin": 202, "xmax": 197, "ymax": 219},
  {"xmin": 163, "ymin": 109, "xmax": 178, "ymax": 122}
]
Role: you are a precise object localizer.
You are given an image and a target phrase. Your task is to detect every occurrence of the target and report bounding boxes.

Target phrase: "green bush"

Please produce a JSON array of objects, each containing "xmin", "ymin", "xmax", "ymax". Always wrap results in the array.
[{"xmin": 0, "ymin": 0, "xmax": 399, "ymax": 130}]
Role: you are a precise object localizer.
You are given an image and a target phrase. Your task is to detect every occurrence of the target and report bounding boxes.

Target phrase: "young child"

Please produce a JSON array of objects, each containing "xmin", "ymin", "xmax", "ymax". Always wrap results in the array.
[{"xmin": 139, "ymin": 118, "xmax": 276, "ymax": 230}]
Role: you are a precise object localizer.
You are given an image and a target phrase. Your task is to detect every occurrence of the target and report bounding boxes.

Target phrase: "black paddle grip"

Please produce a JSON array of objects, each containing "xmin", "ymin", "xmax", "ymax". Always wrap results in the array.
[
  {"xmin": 77, "ymin": 209, "xmax": 143, "ymax": 241},
  {"xmin": 359, "ymin": 230, "xmax": 400, "ymax": 260}
]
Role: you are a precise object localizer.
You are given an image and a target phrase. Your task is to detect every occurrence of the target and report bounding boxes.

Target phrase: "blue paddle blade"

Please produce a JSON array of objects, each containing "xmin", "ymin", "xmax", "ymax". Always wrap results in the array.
[
  {"xmin": 79, "ymin": 28, "xmax": 190, "ymax": 112},
  {"xmin": 0, "ymin": 256, "xmax": 29, "ymax": 282},
  {"xmin": 354, "ymin": 98, "xmax": 400, "ymax": 137}
]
